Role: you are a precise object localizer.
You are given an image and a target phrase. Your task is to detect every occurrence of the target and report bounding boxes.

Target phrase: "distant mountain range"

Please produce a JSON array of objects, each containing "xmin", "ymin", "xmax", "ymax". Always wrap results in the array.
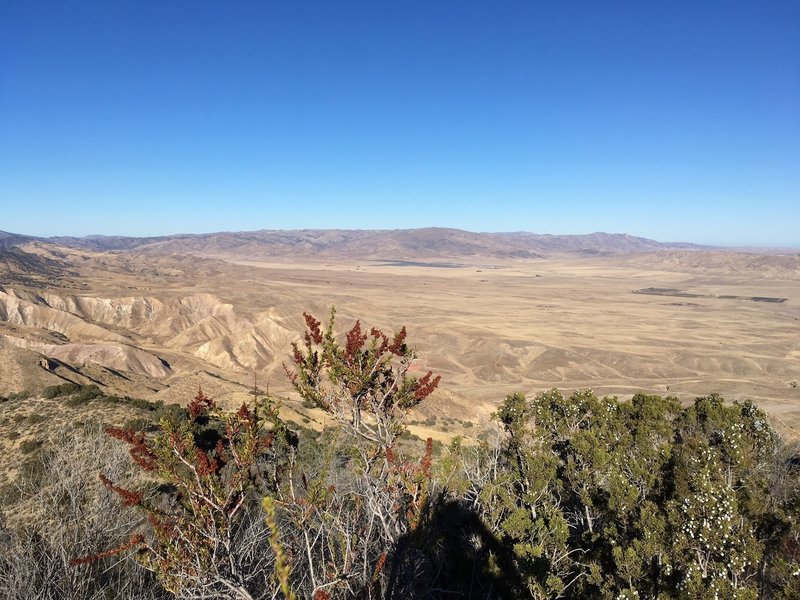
[
  {"xmin": 0, "ymin": 228, "xmax": 710, "ymax": 259},
  {"xmin": 0, "ymin": 231, "xmax": 37, "ymax": 249}
]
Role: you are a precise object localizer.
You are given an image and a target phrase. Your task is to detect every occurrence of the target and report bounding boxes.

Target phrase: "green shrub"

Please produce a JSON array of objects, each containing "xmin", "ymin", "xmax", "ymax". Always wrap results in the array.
[
  {"xmin": 75, "ymin": 390, "xmax": 293, "ymax": 598},
  {"xmin": 0, "ymin": 483, "xmax": 24, "ymax": 506},
  {"xmin": 127, "ymin": 396, "xmax": 157, "ymax": 411},
  {"xmin": 63, "ymin": 385, "xmax": 104, "ymax": 407},
  {"xmin": 399, "ymin": 429, "xmax": 422, "ymax": 442},
  {"xmin": 154, "ymin": 403, "xmax": 185, "ymax": 423},
  {"xmin": 76, "ymin": 385, "xmax": 104, "ymax": 402},
  {"xmin": 19, "ymin": 439, "xmax": 42, "ymax": 455},
  {"xmin": 42, "ymin": 383, "xmax": 80, "ymax": 399},
  {"xmin": 122, "ymin": 417, "xmax": 152, "ymax": 431}
]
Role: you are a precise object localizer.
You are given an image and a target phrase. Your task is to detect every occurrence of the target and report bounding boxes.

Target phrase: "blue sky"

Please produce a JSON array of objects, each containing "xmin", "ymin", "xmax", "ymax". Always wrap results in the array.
[{"xmin": 1, "ymin": 1, "xmax": 798, "ymax": 246}]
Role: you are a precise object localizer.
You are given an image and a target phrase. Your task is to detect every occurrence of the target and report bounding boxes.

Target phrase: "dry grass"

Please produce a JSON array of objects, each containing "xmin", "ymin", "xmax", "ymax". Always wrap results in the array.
[{"xmin": 1, "ymin": 247, "xmax": 798, "ymax": 438}]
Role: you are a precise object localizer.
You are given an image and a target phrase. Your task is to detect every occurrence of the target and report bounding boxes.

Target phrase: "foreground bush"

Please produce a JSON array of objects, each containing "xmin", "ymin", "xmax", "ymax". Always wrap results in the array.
[
  {"xmin": 69, "ymin": 390, "xmax": 293, "ymax": 600},
  {"xmin": 455, "ymin": 390, "xmax": 800, "ymax": 599},
  {"xmin": 280, "ymin": 309, "xmax": 442, "ymax": 598}
]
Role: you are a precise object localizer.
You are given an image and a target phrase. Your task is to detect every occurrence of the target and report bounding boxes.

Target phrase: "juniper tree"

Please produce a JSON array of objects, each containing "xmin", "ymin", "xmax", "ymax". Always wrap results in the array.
[{"xmin": 459, "ymin": 389, "xmax": 800, "ymax": 599}]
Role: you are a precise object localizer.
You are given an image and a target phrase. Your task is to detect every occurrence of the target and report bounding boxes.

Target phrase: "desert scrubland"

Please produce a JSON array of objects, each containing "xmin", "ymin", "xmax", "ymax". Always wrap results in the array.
[{"xmin": 1, "ymin": 233, "xmax": 798, "ymax": 436}]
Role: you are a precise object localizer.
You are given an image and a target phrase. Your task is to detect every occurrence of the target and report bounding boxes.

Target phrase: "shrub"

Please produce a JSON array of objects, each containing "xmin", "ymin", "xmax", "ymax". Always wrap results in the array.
[
  {"xmin": 122, "ymin": 417, "xmax": 151, "ymax": 431},
  {"xmin": 27, "ymin": 413, "xmax": 46, "ymax": 425},
  {"xmin": 19, "ymin": 439, "xmax": 42, "ymax": 454},
  {"xmin": 453, "ymin": 390, "xmax": 800, "ymax": 598},
  {"xmin": 76, "ymin": 385, "xmax": 104, "ymax": 402},
  {"xmin": 43, "ymin": 382, "xmax": 81, "ymax": 399},
  {"xmin": 126, "ymin": 396, "xmax": 156, "ymax": 411},
  {"xmin": 153, "ymin": 403, "xmax": 184, "ymax": 422},
  {"xmin": 281, "ymin": 308, "xmax": 441, "ymax": 597},
  {"xmin": 0, "ymin": 425, "xmax": 166, "ymax": 599},
  {"xmin": 73, "ymin": 390, "xmax": 294, "ymax": 600}
]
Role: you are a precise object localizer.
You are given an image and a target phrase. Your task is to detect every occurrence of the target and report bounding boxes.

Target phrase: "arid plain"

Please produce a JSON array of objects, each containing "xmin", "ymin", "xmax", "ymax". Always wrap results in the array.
[
  {"xmin": 1, "ymin": 230, "xmax": 799, "ymax": 440},
  {"xmin": 225, "ymin": 252, "xmax": 800, "ymax": 438}
]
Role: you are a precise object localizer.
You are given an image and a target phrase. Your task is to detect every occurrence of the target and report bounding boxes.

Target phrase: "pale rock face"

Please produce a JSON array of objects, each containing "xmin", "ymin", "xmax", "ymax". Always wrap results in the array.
[{"xmin": 0, "ymin": 289, "xmax": 294, "ymax": 379}]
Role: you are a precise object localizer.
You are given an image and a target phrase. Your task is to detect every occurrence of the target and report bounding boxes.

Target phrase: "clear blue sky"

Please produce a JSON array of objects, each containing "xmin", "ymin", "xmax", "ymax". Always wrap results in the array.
[{"xmin": 1, "ymin": 1, "xmax": 798, "ymax": 246}]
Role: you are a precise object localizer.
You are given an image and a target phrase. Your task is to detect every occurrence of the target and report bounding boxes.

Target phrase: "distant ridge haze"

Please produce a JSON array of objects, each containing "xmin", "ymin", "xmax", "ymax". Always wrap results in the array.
[{"xmin": 0, "ymin": 228, "xmax": 715, "ymax": 259}]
